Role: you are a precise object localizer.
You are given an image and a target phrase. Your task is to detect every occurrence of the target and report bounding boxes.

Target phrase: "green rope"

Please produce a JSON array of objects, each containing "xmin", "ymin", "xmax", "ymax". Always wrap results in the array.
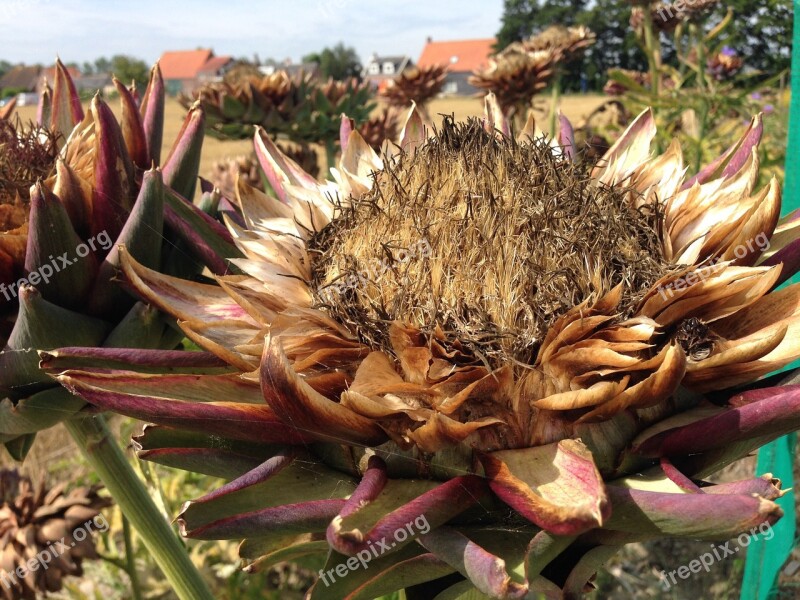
[{"xmin": 741, "ymin": 4, "xmax": 799, "ymax": 598}]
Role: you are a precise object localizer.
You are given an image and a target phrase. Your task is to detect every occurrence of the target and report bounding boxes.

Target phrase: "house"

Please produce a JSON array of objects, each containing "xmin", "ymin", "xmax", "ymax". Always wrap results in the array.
[
  {"xmin": 361, "ymin": 54, "xmax": 413, "ymax": 90},
  {"xmin": 197, "ymin": 56, "xmax": 234, "ymax": 84},
  {"xmin": 158, "ymin": 49, "xmax": 233, "ymax": 95},
  {"xmin": 417, "ymin": 37, "xmax": 496, "ymax": 96},
  {"xmin": 260, "ymin": 59, "xmax": 321, "ymax": 79},
  {"xmin": 0, "ymin": 63, "xmax": 84, "ymax": 103},
  {"xmin": 74, "ymin": 73, "xmax": 113, "ymax": 96},
  {"xmin": 0, "ymin": 65, "xmax": 42, "ymax": 95}
]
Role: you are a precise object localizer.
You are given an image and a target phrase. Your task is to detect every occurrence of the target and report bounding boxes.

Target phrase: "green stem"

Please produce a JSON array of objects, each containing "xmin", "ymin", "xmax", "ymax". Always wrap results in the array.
[
  {"xmin": 98, "ymin": 554, "xmax": 129, "ymax": 571},
  {"xmin": 65, "ymin": 414, "xmax": 213, "ymax": 600},
  {"xmin": 641, "ymin": 7, "xmax": 662, "ymax": 152},
  {"xmin": 642, "ymin": 8, "xmax": 661, "ymax": 97},
  {"xmin": 690, "ymin": 23, "xmax": 709, "ymax": 172},
  {"xmin": 122, "ymin": 515, "xmax": 144, "ymax": 600},
  {"xmin": 693, "ymin": 24, "xmax": 707, "ymax": 89}
]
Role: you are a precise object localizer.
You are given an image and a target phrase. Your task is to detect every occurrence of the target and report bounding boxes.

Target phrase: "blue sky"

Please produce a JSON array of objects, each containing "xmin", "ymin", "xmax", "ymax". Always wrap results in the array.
[{"xmin": 1, "ymin": 0, "xmax": 503, "ymax": 66}]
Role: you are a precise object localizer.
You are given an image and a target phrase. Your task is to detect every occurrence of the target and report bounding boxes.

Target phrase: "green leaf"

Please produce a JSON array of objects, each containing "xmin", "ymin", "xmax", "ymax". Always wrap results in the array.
[
  {"xmin": 0, "ymin": 387, "xmax": 85, "ymax": 435},
  {"xmin": 242, "ymin": 535, "xmax": 330, "ymax": 573},
  {"xmin": 563, "ymin": 545, "xmax": 621, "ymax": 598},
  {"xmin": 135, "ymin": 425, "xmax": 276, "ymax": 479},
  {"xmin": 89, "ymin": 168, "xmax": 165, "ymax": 319},
  {"xmin": 102, "ymin": 302, "xmax": 169, "ymax": 349},
  {"xmin": 162, "ymin": 186, "xmax": 243, "ymax": 275},
  {"xmin": 607, "ymin": 70, "xmax": 653, "ymax": 98},
  {"xmin": 0, "ymin": 287, "xmax": 110, "ymax": 396},
  {"xmin": 433, "ymin": 581, "xmax": 490, "ymax": 600},
  {"xmin": 179, "ymin": 458, "xmax": 356, "ymax": 535},
  {"xmin": 25, "ymin": 183, "xmax": 97, "ymax": 309},
  {"xmin": 705, "ymin": 8, "xmax": 733, "ymax": 42},
  {"xmin": 221, "ymin": 94, "xmax": 247, "ymax": 119},
  {"xmin": 310, "ymin": 543, "xmax": 454, "ymax": 600},
  {"xmin": 163, "ymin": 105, "xmax": 205, "ymax": 201},
  {"xmin": 3, "ymin": 433, "xmax": 35, "ymax": 461}
]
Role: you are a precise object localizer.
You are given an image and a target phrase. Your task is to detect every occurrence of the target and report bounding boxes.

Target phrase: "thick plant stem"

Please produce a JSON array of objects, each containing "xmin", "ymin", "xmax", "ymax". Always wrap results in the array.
[
  {"xmin": 65, "ymin": 414, "xmax": 213, "ymax": 600},
  {"xmin": 689, "ymin": 23, "xmax": 709, "ymax": 173},
  {"xmin": 642, "ymin": 9, "xmax": 661, "ymax": 98},
  {"xmin": 641, "ymin": 9, "xmax": 663, "ymax": 153}
]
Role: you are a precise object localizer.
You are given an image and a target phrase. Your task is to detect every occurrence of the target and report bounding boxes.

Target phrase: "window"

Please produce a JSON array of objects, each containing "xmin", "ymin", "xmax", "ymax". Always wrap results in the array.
[
  {"xmin": 443, "ymin": 81, "xmax": 458, "ymax": 94},
  {"xmin": 382, "ymin": 62, "xmax": 395, "ymax": 75},
  {"xmin": 368, "ymin": 63, "xmax": 380, "ymax": 75}
]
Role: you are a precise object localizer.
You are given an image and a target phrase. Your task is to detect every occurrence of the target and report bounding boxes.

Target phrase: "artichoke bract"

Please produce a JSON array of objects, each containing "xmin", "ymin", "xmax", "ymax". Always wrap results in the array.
[
  {"xmin": 0, "ymin": 60, "xmax": 241, "ymax": 458},
  {"xmin": 184, "ymin": 71, "xmax": 376, "ymax": 144},
  {"xmin": 469, "ymin": 49, "xmax": 557, "ymax": 118},
  {"xmin": 469, "ymin": 26, "xmax": 595, "ymax": 120},
  {"xmin": 379, "ymin": 64, "xmax": 446, "ymax": 119},
  {"xmin": 186, "ymin": 70, "xmax": 398, "ymax": 166},
  {"xmin": 51, "ymin": 98, "xmax": 800, "ymax": 598}
]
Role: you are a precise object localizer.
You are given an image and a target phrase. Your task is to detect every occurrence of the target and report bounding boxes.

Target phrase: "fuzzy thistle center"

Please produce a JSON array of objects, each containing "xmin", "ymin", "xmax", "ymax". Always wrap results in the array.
[
  {"xmin": 0, "ymin": 118, "xmax": 59, "ymax": 206},
  {"xmin": 310, "ymin": 119, "xmax": 671, "ymax": 366}
]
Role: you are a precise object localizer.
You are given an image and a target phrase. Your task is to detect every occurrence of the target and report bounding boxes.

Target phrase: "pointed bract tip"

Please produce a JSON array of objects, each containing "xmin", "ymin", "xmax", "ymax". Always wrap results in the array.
[{"xmin": 399, "ymin": 102, "xmax": 425, "ymax": 151}]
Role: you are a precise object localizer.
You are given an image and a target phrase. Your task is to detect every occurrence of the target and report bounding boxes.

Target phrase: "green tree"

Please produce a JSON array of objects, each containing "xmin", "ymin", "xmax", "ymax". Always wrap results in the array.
[
  {"xmin": 495, "ymin": 0, "xmax": 538, "ymax": 49},
  {"xmin": 495, "ymin": 0, "xmax": 589, "ymax": 51},
  {"xmin": 495, "ymin": 0, "xmax": 594, "ymax": 92},
  {"xmin": 109, "ymin": 55, "xmax": 149, "ymax": 86},
  {"xmin": 303, "ymin": 43, "xmax": 361, "ymax": 80},
  {"xmin": 578, "ymin": 0, "xmax": 647, "ymax": 90},
  {"xmin": 712, "ymin": 0, "xmax": 791, "ymax": 77},
  {"xmin": 93, "ymin": 57, "xmax": 111, "ymax": 73},
  {"xmin": 495, "ymin": 0, "xmax": 789, "ymax": 91}
]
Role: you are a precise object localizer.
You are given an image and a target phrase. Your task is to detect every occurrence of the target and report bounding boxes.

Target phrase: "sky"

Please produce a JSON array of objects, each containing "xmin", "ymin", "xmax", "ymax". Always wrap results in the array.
[{"xmin": 0, "ymin": 0, "xmax": 503, "ymax": 67}]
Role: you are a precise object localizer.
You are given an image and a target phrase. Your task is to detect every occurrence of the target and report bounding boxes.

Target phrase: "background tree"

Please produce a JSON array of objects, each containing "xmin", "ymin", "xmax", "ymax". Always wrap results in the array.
[
  {"xmin": 93, "ymin": 57, "xmax": 111, "ymax": 73},
  {"xmin": 495, "ymin": 0, "xmax": 539, "ymax": 50},
  {"xmin": 496, "ymin": 0, "xmax": 789, "ymax": 91},
  {"xmin": 714, "ymin": 0, "xmax": 791, "ymax": 77},
  {"xmin": 303, "ymin": 42, "xmax": 361, "ymax": 80},
  {"xmin": 496, "ymin": 0, "xmax": 589, "ymax": 50},
  {"xmin": 109, "ymin": 55, "xmax": 149, "ymax": 85},
  {"xmin": 578, "ymin": 0, "xmax": 647, "ymax": 90},
  {"xmin": 495, "ymin": 0, "xmax": 591, "ymax": 92}
]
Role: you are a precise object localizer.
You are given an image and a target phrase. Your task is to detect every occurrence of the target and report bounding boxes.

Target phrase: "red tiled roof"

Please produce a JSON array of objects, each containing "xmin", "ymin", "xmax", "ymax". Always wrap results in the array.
[
  {"xmin": 158, "ymin": 49, "xmax": 214, "ymax": 80},
  {"xmin": 0, "ymin": 65, "xmax": 41, "ymax": 91},
  {"xmin": 197, "ymin": 55, "xmax": 232, "ymax": 74},
  {"xmin": 418, "ymin": 38, "xmax": 496, "ymax": 73}
]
